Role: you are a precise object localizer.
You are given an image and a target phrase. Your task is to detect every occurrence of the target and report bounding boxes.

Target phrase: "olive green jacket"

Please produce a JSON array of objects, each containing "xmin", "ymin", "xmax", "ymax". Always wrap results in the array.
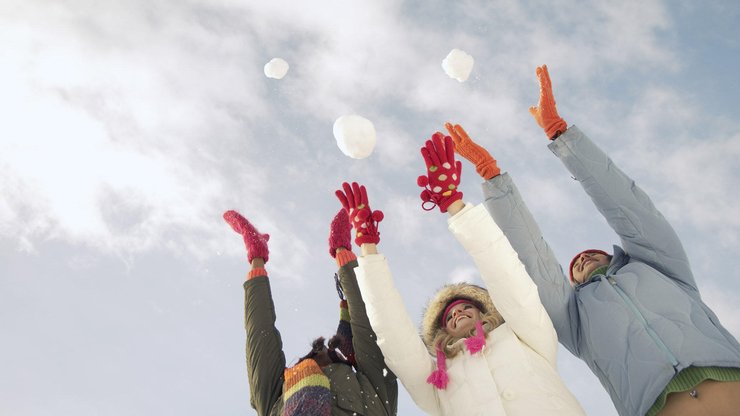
[{"xmin": 244, "ymin": 258, "xmax": 398, "ymax": 415}]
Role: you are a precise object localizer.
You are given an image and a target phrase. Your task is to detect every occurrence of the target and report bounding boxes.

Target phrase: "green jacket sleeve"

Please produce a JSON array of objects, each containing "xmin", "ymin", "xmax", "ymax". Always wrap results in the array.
[
  {"xmin": 244, "ymin": 276, "xmax": 285, "ymax": 416},
  {"xmin": 338, "ymin": 258, "xmax": 398, "ymax": 415}
]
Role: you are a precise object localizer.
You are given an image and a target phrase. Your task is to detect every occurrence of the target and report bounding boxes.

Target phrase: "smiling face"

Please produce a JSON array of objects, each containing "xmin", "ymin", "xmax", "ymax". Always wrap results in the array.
[
  {"xmin": 443, "ymin": 301, "xmax": 482, "ymax": 337},
  {"xmin": 571, "ymin": 251, "xmax": 611, "ymax": 284}
]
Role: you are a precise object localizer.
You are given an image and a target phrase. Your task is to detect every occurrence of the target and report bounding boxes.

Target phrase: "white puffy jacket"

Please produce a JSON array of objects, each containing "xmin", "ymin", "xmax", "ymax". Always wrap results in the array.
[{"xmin": 355, "ymin": 203, "xmax": 585, "ymax": 416}]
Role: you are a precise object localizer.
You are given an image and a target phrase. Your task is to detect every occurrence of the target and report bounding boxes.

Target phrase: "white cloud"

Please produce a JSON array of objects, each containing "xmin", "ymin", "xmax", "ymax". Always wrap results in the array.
[
  {"xmin": 2, "ymin": 1, "xmax": 739, "ymax": 416},
  {"xmin": 701, "ymin": 283, "xmax": 740, "ymax": 339},
  {"xmin": 448, "ymin": 265, "xmax": 478, "ymax": 284}
]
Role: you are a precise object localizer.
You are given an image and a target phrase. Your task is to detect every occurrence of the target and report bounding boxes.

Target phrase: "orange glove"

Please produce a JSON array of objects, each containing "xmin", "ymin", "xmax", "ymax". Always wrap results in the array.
[
  {"xmin": 444, "ymin": 122, "xmax": 500, "ymax": 180},
  {"xmin": 529, "ymin": 64, "xmax": 568, "ymax": 140}
]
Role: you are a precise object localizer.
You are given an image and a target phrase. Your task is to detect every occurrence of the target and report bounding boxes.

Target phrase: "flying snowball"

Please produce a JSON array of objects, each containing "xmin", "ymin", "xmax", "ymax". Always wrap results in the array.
[
  {"xmin": 264, "ymin": 58, "xmax": 289, "ymax": 79},
  {"xmin": 442, "ymin": 49, "xmax": 474, "ymax": 82},
  {"xmin": 333, "ymin": 115, "xmax": 377, "ymax": 159}
]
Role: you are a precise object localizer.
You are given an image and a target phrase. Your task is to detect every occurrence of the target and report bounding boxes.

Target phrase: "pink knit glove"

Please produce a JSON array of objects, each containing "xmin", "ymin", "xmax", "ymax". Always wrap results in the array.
[
  {"xmin": 223, "ymin": 210, "xmax": 270, "ymax": 263},
  {"xmin": 335, "ymin": 182, "xmax": 384, "ymax": 247},
  {"xmin": 417, "ymin": 132, "xmax": 463, "ymax": 212},
  {"xmin": 328, "ymin": 209, "xmax": 352, "ymax": 258}
]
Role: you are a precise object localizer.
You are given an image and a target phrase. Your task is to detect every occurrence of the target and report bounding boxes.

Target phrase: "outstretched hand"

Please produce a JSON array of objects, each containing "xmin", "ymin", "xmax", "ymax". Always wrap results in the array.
[
  {"xmin": 444, "ymin": 122, "xmax": 500, "ymax": 180},
  {"xmin": 223, "ymin": 210, "xmax": 270, "ymax": 264},
  {"xmin": 528, "ymin": 64, "xmax": 568, "ymax": 140},
  {"xmin": 417, "ymin": 132, "xmax": 463, "ymax": 213},
  {"xmin": 335, "ymin": 182, "xmax": 384, "ymax": 247},
  {"xmin": 328, "ymin": 209, "xmax": 352, "ymax": 258}
]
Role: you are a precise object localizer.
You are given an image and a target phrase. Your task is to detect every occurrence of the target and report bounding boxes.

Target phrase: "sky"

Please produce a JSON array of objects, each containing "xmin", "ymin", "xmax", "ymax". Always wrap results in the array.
[{"xmin": 1, "ymin": 0, "xmax": 739, "ymax": 415}]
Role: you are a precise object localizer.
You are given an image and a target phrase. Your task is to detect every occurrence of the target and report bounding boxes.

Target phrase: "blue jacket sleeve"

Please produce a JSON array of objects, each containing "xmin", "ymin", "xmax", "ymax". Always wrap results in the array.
[
  {"xmin": 482, "ymin": 173, "xmax": 580, "ymax": 354},
  {"xmin": 548, "ymin": 125, "xmax": 696, "ymax": 291}
]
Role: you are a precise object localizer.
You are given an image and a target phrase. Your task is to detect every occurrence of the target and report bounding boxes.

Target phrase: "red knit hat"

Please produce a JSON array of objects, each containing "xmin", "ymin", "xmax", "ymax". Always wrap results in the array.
[{"xmin": 568, "ymin": 249, "xmax": 609, "ymax": 283}]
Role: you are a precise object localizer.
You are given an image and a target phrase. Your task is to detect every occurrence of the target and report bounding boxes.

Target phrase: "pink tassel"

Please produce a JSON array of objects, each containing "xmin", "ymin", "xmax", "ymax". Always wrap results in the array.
[
  {"xmin": 464, "ymin": 320, "xmax": 486, "ymax": 354},
  {"xmin": 426, "ymin": 347, "xmax": 449, "ymax": 390}
]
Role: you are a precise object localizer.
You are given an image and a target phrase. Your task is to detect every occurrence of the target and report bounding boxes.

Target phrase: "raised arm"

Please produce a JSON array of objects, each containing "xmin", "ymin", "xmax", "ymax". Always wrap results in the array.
[
  {"xmin": 445, "ymin": 122, "xmax": 579, "ymax": 353},
  {"xmin": 530, "ymin": 65, "xmax": 695, "ymax": 290},
  {"xmin": 223, "ymin": 210, "xmax": 285, "ymax": 415},
  {"xmin": 355, "ymin": 251, "xmax": 441, "ymax": 416},
  {"xmin": 327, "ymin": 209, "xmax": 398, "ymax": 415},
  {"xmin": 336, "ymin": 182, "xmax": 441, "ymax": 415},
  {"xmin": 418, "ymin": 132, "xmax": 558, "ymax": 362}
]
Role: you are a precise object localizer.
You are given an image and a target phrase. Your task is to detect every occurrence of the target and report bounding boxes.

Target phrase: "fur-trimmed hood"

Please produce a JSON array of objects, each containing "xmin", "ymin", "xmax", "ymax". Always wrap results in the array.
[{"xmin": 421, "ymin": 283, "xmax": 496, "ymax": 349}]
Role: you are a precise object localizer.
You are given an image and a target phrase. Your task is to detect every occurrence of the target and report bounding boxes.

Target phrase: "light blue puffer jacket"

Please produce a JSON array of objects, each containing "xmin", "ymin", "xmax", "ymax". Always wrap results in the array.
[{"xmin": 481, "ymin": 126, "xmax": 740, "ymax": 416}]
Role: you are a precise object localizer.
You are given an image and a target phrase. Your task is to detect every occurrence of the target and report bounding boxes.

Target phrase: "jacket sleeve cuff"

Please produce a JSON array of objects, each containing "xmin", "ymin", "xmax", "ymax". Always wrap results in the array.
[
  {"xmin": 335, "ymin": 249, "xmax": 357, "ymax": 267},
  {"xmin": 247, "ymin": 267, "xmax": 268, "ymax": 280}
]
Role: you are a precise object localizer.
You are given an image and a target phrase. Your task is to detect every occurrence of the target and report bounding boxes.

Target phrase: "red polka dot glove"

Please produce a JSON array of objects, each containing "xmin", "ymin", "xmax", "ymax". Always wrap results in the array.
[
  {"xmin": 417, "ymin": 132, "xmax": 463, "ymax": 213},
  {"xmin": 335, "ymin": 182, "xmax": 384, "ymax": 247}
]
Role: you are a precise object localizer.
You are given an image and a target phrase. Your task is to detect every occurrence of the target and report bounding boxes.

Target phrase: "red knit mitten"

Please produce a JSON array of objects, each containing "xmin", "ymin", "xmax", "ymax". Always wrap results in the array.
[
  {"xmin": 335, "ymin": 182, "xmax": 384, "ymax": 247},
  {"xmin": 417, "ymin": 132, "xmax": 463, "ymax": 212},
  {"xmin": 328, "ymin": 209, "xmax": 352, "ymax": 258},
  {"xmin": 223, "ymin": 210, "xmax": 270, "ymax": 263},
  {"xmin": 528, "ymin": 64, "xmax": 568, "ymax": 140}
]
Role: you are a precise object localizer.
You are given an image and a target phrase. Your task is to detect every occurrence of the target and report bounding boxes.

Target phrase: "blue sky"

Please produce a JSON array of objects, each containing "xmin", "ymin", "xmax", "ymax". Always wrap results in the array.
[{"xmin": 1, "ymin": 1, "xmax": 739, "ymax": 415}]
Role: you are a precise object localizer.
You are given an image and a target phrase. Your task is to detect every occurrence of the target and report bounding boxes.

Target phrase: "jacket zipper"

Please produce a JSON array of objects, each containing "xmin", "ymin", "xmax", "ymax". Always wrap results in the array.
[{"xmin": 607, "ymin": 276, "xmax": 679, "ymax": 367}]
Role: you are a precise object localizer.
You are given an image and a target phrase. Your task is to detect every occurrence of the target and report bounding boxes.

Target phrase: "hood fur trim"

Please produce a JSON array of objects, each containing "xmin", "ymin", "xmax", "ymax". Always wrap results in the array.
[{"xmin": 421, "ymin": 283, "xmax": 495, "ymax": 349}]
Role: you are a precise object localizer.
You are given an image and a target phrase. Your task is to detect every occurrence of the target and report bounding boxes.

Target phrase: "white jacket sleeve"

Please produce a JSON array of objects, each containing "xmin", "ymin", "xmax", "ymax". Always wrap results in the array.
[
  {"xmin": 354, "ymin": 254, "xmax": 442, "ymax": 416},
  {"xmin": 448, "ymin": 203, "xmax": 558, "ymax": 365}
]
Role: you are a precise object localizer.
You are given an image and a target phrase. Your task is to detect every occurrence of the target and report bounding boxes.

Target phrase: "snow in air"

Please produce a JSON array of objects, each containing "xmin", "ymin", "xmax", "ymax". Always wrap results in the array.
[
  {"xmin": 264, "ymin": 58, "xmax": 289, "ymax": 79},
  {"xmin": 333, "ymin": 115, "xmax": 377, "ymax": 159},
  {"xmin": 442, "ymin": 49, "xmax": 474, "ymax": 82}
]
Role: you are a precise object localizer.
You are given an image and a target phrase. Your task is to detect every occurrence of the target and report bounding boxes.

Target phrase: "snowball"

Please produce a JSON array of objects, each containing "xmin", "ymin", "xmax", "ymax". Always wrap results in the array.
[
  {"xmin": 442, "ymin": 49, "xmax": 474, "ymax": 82},
  {"xmin": 263, "ymin": 58, "xmax": 289, "ymax": 79},
  {"xmin": 333, "ymin": 115, "xmax": 377, "ymax": 159}
]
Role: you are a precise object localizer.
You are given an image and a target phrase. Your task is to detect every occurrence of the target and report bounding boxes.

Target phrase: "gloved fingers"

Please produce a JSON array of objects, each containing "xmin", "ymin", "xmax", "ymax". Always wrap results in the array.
[
  {"xmin": 431, "ymin": 134, "xmax": 448, "ymax": 167},
  {"xmin": 445, "ymin": 124, "xmax": 461, "ymax": 148},
  {"xmin": 454, "ymin": 124, "xmax": 472, "ymax": 144},
  {"xmin": 359, "ymin": 184, "xmax": 370, "ymax": 208},
  {"xmin": 455, "ymin": 160, "xmax": 462, "ymax": 178},
  {"xmin": 537, "ymin": 65, "xmax": 554, "ymax": 103},
  {"xmin": 223, "ymin": 210, "xmax": 244, "ymax": 234},
  {"xmin": 529, "ymin": 106, "xmax": 543, "ymax": 126},
  {"xmin": 536, "ymin": 65, "xmax": 550, "ymax": 89},
  {"xmin": 223, "ymin": 210, "xmax": 256, "ymax": 236},
  {"xmin": 540, "ymin": 64, "xmax": 552, "ymax": 90},
  {"xmin": 420, "ymin": 146, "xmax": 436, "ymax": 170},
  {"xmin": 417, "ymin": 175, "xmax": 429, "ymax": 187},
  {"xmin": 342, "ymin": 182, "xmax": 357, "ymax": 209},
  {"xmin": 444, "ymin": 121, "xmax": 456, "ymax": 136},
  {"xmin": 444, "ymin": 135, "xmax": 455, "ymax": 167},
  {"xmin": 335, "ymin": 189, "xmax": 351, "ymax": 211}
]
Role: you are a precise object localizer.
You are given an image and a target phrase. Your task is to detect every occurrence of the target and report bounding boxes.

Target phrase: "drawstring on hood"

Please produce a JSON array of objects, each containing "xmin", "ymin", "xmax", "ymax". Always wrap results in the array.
[
  {"xmin": 464, "ymin": 320, "xmax": 486, "ymax": 354},
  {"xmin": 427, "ymin": 346, "xmax": 450, "ymax": 389}
]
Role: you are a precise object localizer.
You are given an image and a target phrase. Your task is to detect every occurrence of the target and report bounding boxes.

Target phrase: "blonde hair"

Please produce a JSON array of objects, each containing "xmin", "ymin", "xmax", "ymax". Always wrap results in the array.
[{"xmin": 430, "ymin": 306, "xmax": 505, "ymax": 359}]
